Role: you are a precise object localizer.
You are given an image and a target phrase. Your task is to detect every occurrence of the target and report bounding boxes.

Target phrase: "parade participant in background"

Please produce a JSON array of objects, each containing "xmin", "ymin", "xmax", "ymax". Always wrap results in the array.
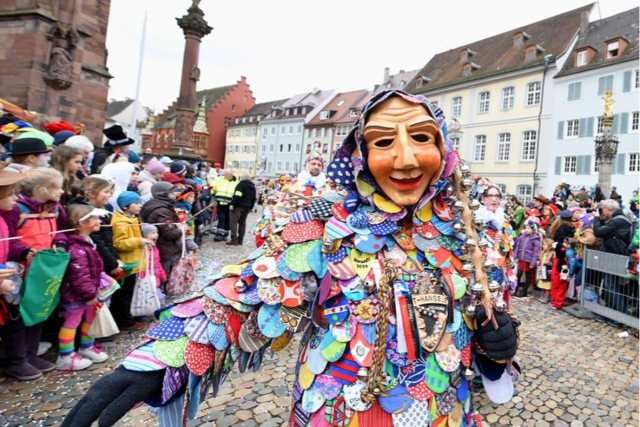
[
  {"xmin": 4, "ymin": 136, "xmax": 52, "ymax": 173},
  {"xmin": 513, "ymin": 217, "xmax": 541, "ymax": 297},
  {"xmin": 51, "ymin": 146, "xmax": 83, "ymax": 206},
  {"xmin": 137, "ymin": 157, "xmax": 165, "ymax": 202},
  {"xmin": 506, "ymin": 194, "xmax": 525, "ymax": 232},
  {"xmin": 91, "ymin": 125, "xmax": 135, "ymax": 174},
  {"xmin": 111, "ymin": 191, "xmax": 152, "ymax": 330},
  {"xmin": 549, "ymin": 210, "xmax": 576, "ymax": 309},
  {"xmin": 1, "ymin": 168, "xmax": 67, "ymax": 380},
  {"xmin": 140, "ymin": 182, "xmax": 186, "ymax": 276},
  {"xmin": 227, "ymin": 173, "xmax": 256, "ymax": 246},
  {"xmin": 293, "ymin": 141, "xmax": 327, "ymax": 196},
  {"xmin": 537, "ymin": 238, "xmax": 555, "ymax": 303},
  {"xmin": 56, "ymin": 205, "xmax": 114, "ymax": 371},
  {"xmin": 65, "ymin": 90, "xmax": 520, "ymax": 427},
  {"xmin": 210, "ymin": 169, "xmax": 237, "ymax": 242}
]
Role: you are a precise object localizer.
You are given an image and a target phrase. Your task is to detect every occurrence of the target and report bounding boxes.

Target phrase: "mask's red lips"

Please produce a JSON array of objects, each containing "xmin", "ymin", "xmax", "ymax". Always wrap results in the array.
[{"xmin": 389, "ymin": 174, "xmax": 424, "ymax": 190}]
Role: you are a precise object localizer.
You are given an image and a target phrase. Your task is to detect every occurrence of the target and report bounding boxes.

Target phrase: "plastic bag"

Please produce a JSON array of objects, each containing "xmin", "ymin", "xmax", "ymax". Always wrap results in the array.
[
  {"xmin": 87, "ymin": 304, "xmax": 119, "ymax": 338},
  {"xmin": 166, "ymin": 230, "xmax": 195, "ymax": 296},
  {"xmin": 131, "ymin": 246, "xmax": 161, "ymax": 316}
]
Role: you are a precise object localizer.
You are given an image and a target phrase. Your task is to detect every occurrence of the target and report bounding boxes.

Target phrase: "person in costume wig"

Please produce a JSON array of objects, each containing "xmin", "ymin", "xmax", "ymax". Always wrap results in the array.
[{"xmin": 64, "ymin": 90, "xmax": 519, "ymax": 427}]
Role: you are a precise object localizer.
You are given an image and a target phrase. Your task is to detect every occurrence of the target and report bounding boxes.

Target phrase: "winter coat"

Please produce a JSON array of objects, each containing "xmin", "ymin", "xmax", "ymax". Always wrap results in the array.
[
  {"xmin": 513, "ymin": 232, "xmax": 541, "ymax": 266},
  {"xmin": 0, "ymin": 215, "xmax": 30, "ymax": 262},
  {"xmin": 140, "ymin": 198, "xmax": 182, "ymax": 262},
  {"xmin": 553, "ymin": 224, "xmax": 575, "ymax": 272},
  {"xmin": 1, "ymin": 194, "xmax": 68, "ymax": 253},
  {"xmin": 137, "ymin": 169, "xmax": 158, "ymax": 199},
  {"xmin": 594, "ymin": 209, "xmax": 632, "ymax": 256},
  {"xmin": 60, "ymin": 235, "xmax": 104, "ymax": 305},
  {"xmin": 111, "ymin": 211, "xmax": 144, "ymax": 274},
  {"xmin": 578, "ymin": 227, "xmax": 600, "ymax": 251},
  {"xmin": 68, "ymin": 199, "xmax": 120, "ymax": 274},
  {"xmin": 633, "ymin": 228, "xmax": 639, "ymax": 250},
  {"xmin": 231, "ymin": 180, "xmax": 257, "ymax": 210},
  {"xmin": 91, "ymin": 146, "xmax": 114, "ymax": 174}
]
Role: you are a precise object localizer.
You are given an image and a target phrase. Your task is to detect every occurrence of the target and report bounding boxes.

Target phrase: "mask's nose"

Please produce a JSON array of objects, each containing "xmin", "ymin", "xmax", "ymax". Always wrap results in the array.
[{"xmin": 393, "ymin": 128, "xmax": 418, "ymax": 170}]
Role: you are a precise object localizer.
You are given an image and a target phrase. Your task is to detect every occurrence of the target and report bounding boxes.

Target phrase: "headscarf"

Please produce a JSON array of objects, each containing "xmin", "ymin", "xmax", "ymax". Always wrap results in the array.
[{"xmin": 101, "ymin": 162, "xmax": 135, "ymax": 211}]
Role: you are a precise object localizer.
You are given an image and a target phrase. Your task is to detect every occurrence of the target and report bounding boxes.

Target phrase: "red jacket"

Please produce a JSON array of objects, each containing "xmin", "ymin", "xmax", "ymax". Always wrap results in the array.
[{"xmin": 60, "ymin": 235, "xmax": 104, "ymax": 305}]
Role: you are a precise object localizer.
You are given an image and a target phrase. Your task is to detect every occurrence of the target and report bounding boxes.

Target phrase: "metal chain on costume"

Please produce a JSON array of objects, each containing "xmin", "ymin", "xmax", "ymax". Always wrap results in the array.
[{"xmin": 361, "ymin": 259, "xmax": 396, "ymax": 405}]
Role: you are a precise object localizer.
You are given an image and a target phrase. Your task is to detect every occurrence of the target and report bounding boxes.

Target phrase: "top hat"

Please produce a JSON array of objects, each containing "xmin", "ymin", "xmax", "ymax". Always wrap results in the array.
[{"xmin": 102, "ymin": 124, "xmax": 134, "ymax": 147}]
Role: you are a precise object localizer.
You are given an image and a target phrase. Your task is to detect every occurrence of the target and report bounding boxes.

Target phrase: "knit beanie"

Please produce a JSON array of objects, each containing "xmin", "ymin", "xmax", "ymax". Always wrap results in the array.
[
  {"xmin": 151, "ymin": 181, "xmax": 180, "ymax": 204},
  {"xmin": 170, "ymin": 162, "xmax": 187, "ymax": 175},
  {"xmin": 145, "ymin": 158, "xmax": 165, "ymax": 175},
  {"xmin": 141, "ymin": 224, "xmax": 158, "ymax": 237},
  {"xmin": 117, "ymin": 191, "xmax": 141, "ymax": 209}
]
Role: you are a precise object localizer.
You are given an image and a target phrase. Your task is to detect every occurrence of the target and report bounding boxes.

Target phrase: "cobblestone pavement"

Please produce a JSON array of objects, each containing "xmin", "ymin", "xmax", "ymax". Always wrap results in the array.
[{"xmin": 0, "ymin": 213, "xmax": 638, "ymax": 426}]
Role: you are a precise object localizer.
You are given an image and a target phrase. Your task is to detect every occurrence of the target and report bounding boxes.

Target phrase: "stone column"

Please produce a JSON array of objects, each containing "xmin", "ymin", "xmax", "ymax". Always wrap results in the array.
[
  {"xmin": 595, "ymin": 119, "xmax": 619, "ymax": 197},
  {"xmin": 173, "ymin": 3, "xmax": 212, "ymax": 151}
]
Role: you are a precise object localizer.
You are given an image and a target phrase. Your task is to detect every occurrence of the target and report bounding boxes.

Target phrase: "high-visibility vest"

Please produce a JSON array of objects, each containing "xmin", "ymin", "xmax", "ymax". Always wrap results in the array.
[{"xmin": 211, "ymin": 176, "xmax": 238, "ymax": 206}]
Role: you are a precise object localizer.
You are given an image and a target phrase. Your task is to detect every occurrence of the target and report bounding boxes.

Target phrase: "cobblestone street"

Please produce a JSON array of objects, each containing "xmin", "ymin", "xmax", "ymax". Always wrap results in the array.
[{"xmin": 0, "ymin": 216, "xmax": 638, "ymax": 427}]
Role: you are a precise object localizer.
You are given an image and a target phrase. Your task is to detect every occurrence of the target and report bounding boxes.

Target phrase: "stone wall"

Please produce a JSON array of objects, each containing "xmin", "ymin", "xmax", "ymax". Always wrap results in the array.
[{"xmin": 0, "ymin": 0, "xmax": 112, "ymax": 146}]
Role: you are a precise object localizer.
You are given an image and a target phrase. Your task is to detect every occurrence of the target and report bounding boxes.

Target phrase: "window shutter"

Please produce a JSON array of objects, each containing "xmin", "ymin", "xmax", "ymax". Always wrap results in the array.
[
  {"xmin": 583, "ymin": 155, "xmax": 592, "ymax": 174},
  {"xmin": 575, "ymin": 82, "xmax": 582, "ymax": 100},
  {"xmin": 576, "ymin": 155, "xmax": 584, "ymax": 175},
  {"xmin": 620, "ymin": 112, "xmax": 629, "ymax": 133},
  {"xmin": 614, "ymin": 153, "xmax": 625, "ymax": 174},
  {"xmin": 555, "ymin": 156, "xmax": 562, "ymax": 175},
  {"xmin": 586, "ymin": 117, "xmax": 594, "ymax": 137},
  {"xmin": 568, "ymin": 84, "xmax": 575, "ymax": 101},
  {"xmin": 598, "ymin": 77, "xmax": 604, "ymax": 95},
  {"xmin": 606, "ymin": 75, "xmax": 614, "ymax": 92},
  {"xmin": 579, "ymin": 118, "xmax": 587, "ymax": 137},
  {"xmin": 623, "ymin": 71, "xmax": 632, "ymax": 92},
  {"xmin": 557, "ymin": 121, "xmax": 564, "ymax": 139},
  {"xmin": 612, "ymin": 116, "xmax": 620, "ymax": 134}
]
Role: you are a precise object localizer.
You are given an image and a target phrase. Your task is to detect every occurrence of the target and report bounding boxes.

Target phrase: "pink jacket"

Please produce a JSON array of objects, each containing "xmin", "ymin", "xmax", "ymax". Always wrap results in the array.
[{"xmin": 140, "ymin": 246, "xmax": 166, "ymax": 287}]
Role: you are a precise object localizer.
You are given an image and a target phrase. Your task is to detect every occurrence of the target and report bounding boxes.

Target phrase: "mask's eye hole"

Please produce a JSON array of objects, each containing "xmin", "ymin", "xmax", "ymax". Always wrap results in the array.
[
  {"xmin": 411, "ymin": 134, "xmax": 430, "ymax": 143},
  {"xmin": 373, "ymin": 139, "xmax": 394, "ymax": 148}
]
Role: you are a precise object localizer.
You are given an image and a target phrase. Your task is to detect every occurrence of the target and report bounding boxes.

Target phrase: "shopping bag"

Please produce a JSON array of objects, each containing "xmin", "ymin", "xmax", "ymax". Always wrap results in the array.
[
  {"xmin": 20, "ymin": 249, "xmax": 70, "ymax": 326},
  {"xmin": 166, "ymin": 230, "xmax": 195, "ymax": 296},
  {"xmin": 131, "ymin": 246, "xmax": 161, "ymax": 316},
  {"xmin": 88, "ymin": 304, "xmax": 120, "ymax": 338},
  {"xmin": 560, "ymin": 266, "xmax": 570, "ymax": 281},
  {"xmin": 536, "ymin": 266, "xmax": 547, "ymax": 281}
]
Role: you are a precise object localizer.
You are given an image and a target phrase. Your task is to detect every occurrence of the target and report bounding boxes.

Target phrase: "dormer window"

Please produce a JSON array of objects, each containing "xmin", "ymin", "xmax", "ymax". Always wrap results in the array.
[
  {"xmin": 320, "ymin": 111, "xmax": 330, "ymax": 120},
  {"xmin": 349, "ymin": 109, "xmax": 359, "ymax": 117},
  {"xmin": 399, "ymin": 80, "xmax": 405, "ymax": 87},
  {"xmin": 525, "ymin": 46, "xmax": 537, "ymax": 61},
  {"xmin": 293, "ymin": 107, "xmax": 298, "ymax": 115},
  {"xmin": 513, "ymin": 31, "xmax": 530, "ymax": 47},
  {"xmin": 577, "ymin": 50, "xmax": 588, "ymax": 66},
  {"xmin": 271, "ymin": 111, "xmax": 276, "ymax": 118},
  {"xmin": 461, "ymin": 52, "xmax": 468, "ymax": 62},
  {"xmin": 514, "ymin": 36, "xmax": 522, "ymax": 46},
  {"xmin": 249, "ymin": 116, "xmax": 254, "ymax": 122},
  {"xmin": 607, "ymin": 41, "xmax": 619, "ymax": 59},
  {"xmin": 242, "ymin": 117, "xmax": 246, "ymax": 123},
  {"xmin": 416, "ymin": 79, "xmax": 423, "ymax": 89},
  {"xmin": 285, "ymin": 109, "xmax": 290, "ymax": 116},
  {"xmin": 301, "ymin": 107, "xmax": 307, "ymax": 115},
  {"xmin": 235, "ymin": 118, "xmax": 240, "ymax": 124},
  {"xmin": 463, "ymin": 65, "xmax": 471, "ymax": 77}
]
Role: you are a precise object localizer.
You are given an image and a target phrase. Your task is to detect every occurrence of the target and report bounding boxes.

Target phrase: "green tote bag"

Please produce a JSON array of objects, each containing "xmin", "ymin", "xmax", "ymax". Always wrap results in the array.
[{"xmin": 20, "ymin": 249, "xmax": 70, "ymax": 326}]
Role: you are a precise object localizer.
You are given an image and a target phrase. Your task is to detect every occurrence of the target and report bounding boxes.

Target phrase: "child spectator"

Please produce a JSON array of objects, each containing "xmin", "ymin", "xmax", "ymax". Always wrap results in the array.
[
  {"xmin": 513, "ymin": 218, "xmax": 541, "ymax": 297},
  {"xmin": 56, "ymin": 205, "xmax": 114, "ymax": 371},
  {"xmin": 71, "ymin": 177, "xmax": 122, "ymax": 280},
  {"xmin": 140, "ymin": 182, "xmax": 186, "ymax": 277},
  {"xmin": 537, "ymin": 238, "xmax": 555, "ymax": 304},
  {"xmin": 176, "ymin": 186, "xmax": 199, "ymax": 253},
  {"xmin": 140, "ymin": 224, "xmax": 166, "ymax": 305},
  {"xmin": 563, "ymin": 237, "xmax": 579, "ymax": 299},
  {"xmin": 0, "ymin": 168, "xmax": 68, "ymax": 380},
  {"xmin": 549, "ymin": 210, "xmax": 576, "ymax": 310},
  {"xmin": 137, "ymin": 158, "xmax": 165, "ymax": 202},
  {"xmin": 110, "ymin": 191, "xmax": 154, "ymax": 330},
  {"xmin": 50, "ymin": 145, "xmax": 83, "ymax": 205}
]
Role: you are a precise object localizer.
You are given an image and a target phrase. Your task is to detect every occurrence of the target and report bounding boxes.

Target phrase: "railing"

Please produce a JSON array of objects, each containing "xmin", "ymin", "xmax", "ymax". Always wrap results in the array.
[{"xmin": 580, "ymin": 249, "xmax": 639, "ymax": 329}]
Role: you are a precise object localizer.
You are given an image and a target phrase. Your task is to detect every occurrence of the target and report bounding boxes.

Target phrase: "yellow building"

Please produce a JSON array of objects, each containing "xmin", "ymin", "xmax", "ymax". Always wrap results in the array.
[
  {"xmin": 407, "ymin": 4, "xmax": 593, "ymax": 202},
  {"xmin": 224, "ymin": 100, "xmax": 284, "ymax": 176}
]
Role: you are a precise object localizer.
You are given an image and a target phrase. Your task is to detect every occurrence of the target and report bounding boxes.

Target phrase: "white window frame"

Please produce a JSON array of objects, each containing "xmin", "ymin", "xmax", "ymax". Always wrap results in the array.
[
  {"xmin": 450, "ymin": 137, "xmax": 460, "ymax": 152},
  {"xmin": 451, "ymin": 97, "xmax": 462, "ymax": 117},
  {"xmin": 269, "ymin": 144, "xmax": 274, "ymax": 153},
  {"xmin": 577, "ymin": 50, "xmax": 588, "ymax": 66},
  {"xmin": 566, "ymin": 119, "xmax": 579, "ymax": 138},
  {"xmin": 295, "ymin": 144, "xmax": 300, "ymax": 152},
  {"xmin": 567, "ymin": 81, "xmax": 582, "ymax": 102},
  {"xmin": 634, "ymin": 69, "xmax": 640, "ymax": 90},
  {"xmin": 594, "ymin": 156, "xmax": 600, "ymax": 173},
  {"xmin": 293, "ymin": 108, "xmax": 298, "ymax": 115},
  {"xmin": 631, "ymin": 111, "xmax": 639, "ymax": 132},
  {"xmin": 516, "ymin": 185, "xmax": 533, "ymax": 204},
  {"xmin": 270, "ymin": 127, "xmax": 275, "ymax": 135},
  {"xmin": 297, "ymin": 125, "xmax": 302, "ymax": 134},
  {"xmin": 280, "ymin": 126, "xmax": 285, "ymax": 135},
  {"xmin": 521, "ymin": 130, "xmax": 537, "ymax": 161},
  {"xmin": 606, "ymin": 41, "xmax": 620, "ymax": 59},
  {"xmin": 596, "ymin": 116, "xmax": 604, "ymax": 135},
  {"xmin": 563, "ymin": 156, "xmax": 577, "ymax": 175},
  {"xmin": 496, "ymin": 133, "xmax": 511, "ymax": 162},
  {"xmin": 501, "ymin": 87, "xmax": 514, "ymax": 110},
  {"xmin": 473, "ymin": 135, "xmax": 486, "ymax": 162},
  {"xmin": 525, "ymin": 82, "xmax": 542, "ymax": 106},
  {"xmin": 478, "ymin": 92, "xmax": 490, "ymax": 114},
  {"xmin": 320, "ymin": 111, "xmax": 330, "ymax": 120},
  {"xmin": 496, "ymin": 183, "xmax": 507, "ymax": 195},
  {"xmin": 288, "ymin": 125, "xmax": 294, "ymax": 135},
  {"xmin": 628, "ymin": 153, "xmax": 640, "ymax": 173}
]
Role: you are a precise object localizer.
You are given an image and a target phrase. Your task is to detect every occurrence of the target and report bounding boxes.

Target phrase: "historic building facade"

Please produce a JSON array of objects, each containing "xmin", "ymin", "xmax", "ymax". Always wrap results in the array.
[{"xmin": 0, "ymin": 0, "xmax": 113, "ymax": 145}]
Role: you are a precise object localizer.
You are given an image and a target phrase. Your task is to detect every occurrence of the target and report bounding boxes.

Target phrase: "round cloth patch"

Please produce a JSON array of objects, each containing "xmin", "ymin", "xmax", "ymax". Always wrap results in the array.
[
  {"xmin": 153, "ymin": 336, "xmax": 188, "ymax": 368},
  {"xmin": 325, "ymin": 246, "xmax": 348, "ymax": 264},
  {"xmin": 184, "ymin": 340, "xmax": 214, "ymax": 375},
  {"xmin": 271, "ymin": 329, "xmax": 294, "ymax": 352},
  {"xmin": 203, "ymin": 286, "xmax": 230, "ymax": 306},
  {"xmin": 309, "ymin": 198, "xmax": 333, "ymax": 220},
  {"xmin": 378, "ymin": 384, "xmax": 414, "ymax": 414},
  {"xmin": 424, "ymin": 353, "xmax": 450, "ymax": 394},
  {"xmin": 391, "ymin": 398, "xmax": 429, "ymax": 426},
  {"xmin": 279, "ymin": 279, "xmax": 303, "ymax": 307},
  {"xmin": 252, "ymin": 256, "xmax": 278, "ymax": 278},
  {"xmin": 354, "ymin": 234, "xmax": 386, "ymax": 254},
  {"xmin": 276, "ymin": 251, "xmax": 303, "ymax": 281},
  {"xmin": 415, "ymin": 222, "xmax": 439, "ymax": 239},
  {"xmin": 369, "ymin": 221, "xmax": 399, "ymax": 236},
  {"xmin": 238, "ymin": 323, "xmax": 268, "ymax": 353},
  {"xmin": 214, "ymin": 277, "xmax": 242, "ymax": 303},
  {"xmin": 122, "ymin": 340, "xmax": 166, "ymax": 372},
  {"xmin": 343, "ymin": 380, "xmax": 373, "ymax": 412},
  {"xmin": 407, "ymin": 381, "xmax": 434, "ymax": 401},
  {"xmin": 147, "ymin": 317, "xmax": 185, "ymax": 341},
  {"xmin": 184, "ymin": 314, "xmax": 210, "ymax": 344},
  {"xmin": 315, "ymin": 374, "xmax": 342, "ymax": 400},
  {"xmin": 207, "ymin": 322, "xmax": 229, "ymax": 351},
  {"xmin": 258, "ymin": 303, "xmax": 286, "ymax": 338},
  {"xmin": 257, "ymin": 278, "xmax": 281, "ymax": 305},
  {"xmin": 437, "ymin": 234, "xmax": 460, "ymax": 252},
  {"xmin": 435, "ymin": 386, "xmax": 457, "ymax": 416},
  {"xmin": 282, "ymin": 220, "xmax": 324, "ymax": 243},
  {"xmin": 349, "ymin": 295, "xmax": 380, "ymax": 324},
  {"xmin": 286, "ymin": 241, "xmax": 316, "ymax": 273},
  {"xmin": 302, "ymin": 387, "xmax": 326, "ymax": 414},
  {"xmin": 435, "ymin": 344, "xmax": 461, "ymax": 373},
  {"xmin": 202, "ymin": 298, "xmax": 233, "ymax": 324},
  {"xmin": 326, "ymin": 217, "xmax": 354, "ymax": 240},
  {"xmin": 327, "ymin": 257, "xmax": 356, "ymax": 280},
  {"xmin": 325, "ymin": 396, "xmax": 355, "ymax": 426},
  {"xmin": 170, "ymin": 297, "xmax": 204, "ymax": 318}
]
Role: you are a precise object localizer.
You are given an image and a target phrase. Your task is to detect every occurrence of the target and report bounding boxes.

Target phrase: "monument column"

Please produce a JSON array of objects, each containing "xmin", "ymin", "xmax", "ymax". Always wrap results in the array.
[
  {"xmin": 173, "ymin": 1, "xmax": 212, "ymax": 151},
  {"xmin": 595, "ymin": 90, "xmax": 619, "ymax": 197}
]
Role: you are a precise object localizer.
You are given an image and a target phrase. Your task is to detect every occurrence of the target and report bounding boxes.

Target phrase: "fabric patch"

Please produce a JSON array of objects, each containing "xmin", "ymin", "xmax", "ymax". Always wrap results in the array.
[
  {"xmin": 320, "ymin": 330, "xmax": 346, "ymax": 362},
  {"xmin": 354, "ymin": 234, "xmax": 386, "ymax": 254},
  {"xmin": 391, "ymin": 398, "xmax": 429, "ymax": 426},
  {"xmin": 350, "ymin": 250, "xmax": 374, "ymax": 280},
  {"xmin": 258, "ymin": 303, "xmax": 286, "ymax": 338},
  {"xmin": 207, "ymin": 322, "xmax": 229, "ymax": 351},
  {"xmin": 350, "ymin": 324, "xmax": 373, "ymax": 367},
  {"xmin": 424, "ymin": 353, "xmax": 450, "ymax": 393},
  {"xmin": 330, "ymin": 349, "xmax": 360, "ymax": 385},
  {"xmin": 203, "ymin": 286, "xmax": 230, "ymax": 306},
  {"xmin": 153, "ymin": 336, "xmax": 188, "ymax": 368},
  {"xmin": 346, "ymin": 211, "xmax": 371, "ymax": 235},
  {"xmin": 332, "ymin": 203, "xmax": 351, "ymax": 222},
  {"xmin": 214, "ymin": 277, "xmax": 242, "ymax": 303},
  {"xmin": 262, "ymin": 233, "xmax": 287, "ymax": 258},
  {"xmin": 327, "ymin": 155, "xmax": 354, "ymax": 186},
  {"xmin": 252, "ymin": 256, "xmax": 279, "ymax": 278},
  {"xmin": 315, "ymin": 374, "xmax": 342, "ymax": 400},
  {"xmin": 309, "ymin": 198, "xmax": 333, "ymax": 220},
  {"xmin": 369, "ymin": 221, "xmax": 399, "ymax": 236},
  {"xmin": 122, "ymin": 340, "xmax": 166, "ymax": 372},
  {"xmin": 379, "ymin": 384, "xmax": 413, "ymax": 414},
  {"xmin": 184, "ymin": 340, "xmax": 215, "ymax": 375},
  {"xmin": 325, "ymin": 246, "xmax": 348, "ymax": 264},
  {"xmin": 373, "ymin": 193, "xmax": 401, "ymax": 213},
  {"xmin": 302, "ymin": 387, "xmax": 326, "ymax": 414},
  {"xmin": 257, "ymin": 278, "xmax": 281, "ymax": 305},
  {"xmin": 326, "ymin": 217, "xmax": 354, "ymax": 240},
  {"xmin": 435, "ymin": 386, "xmax": 457, "ymax": 416},
  {"xmin": 279, "ymin": 279, "xmax": 303, "ymax": 307},
  {"xmin": 286, "ymin": 241, "xmax": 316, "ymax": 273},
  {"xmin": 435, "ymin": 344, "xmax": 461, "ymax": 373},
  {"xmin": 238, "ymin": 322, "xmax": 268, "ymax": 353},
  {"xmin": 359, "ymin": 401, "xmax": 393, "ymax": 427},
  {"xmin": 282, "ymin": 220, "xmax": 324, "ymax": 243},
  {"xmin": 324, "ymin": 396, "xmax": 354, "ymax": 426},
  {"xmin": 184, "ymin": 314, "xmax": 210, "ymax": 344},
  {"xmin": 407, "ymin": 381, "xmax": 434, "ymax": 401},
  {"xmin": 170, "ymin": 297, "xmax": 204, "ymax": 318},
  {"xmin": 147, "ymin": 317, "xmax": 185, "ymax": 341},
  {"xmin": 349, "ymin": 295, "xmax": 380, "ymax": 324},
  {"xmin": 324, "ymin": 294, "xmax": 350, "ymax": 325},
  {"xmin": 330, "ymin": 315, "xmax": 357, "ymax": 342},
  {"xmin": 161, "ymin": 365, "xmax": 188, "ymax": 404},
  {"xmin": 343, "ymin": 380, "xmax": 373, "ymax": 412}
]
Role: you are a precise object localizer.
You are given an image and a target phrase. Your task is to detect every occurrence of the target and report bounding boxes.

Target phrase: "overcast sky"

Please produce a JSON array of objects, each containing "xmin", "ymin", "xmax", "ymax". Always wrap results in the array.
[{"xmin": 105, "ymin": 0, "xmax": 637, "ymax": 112}]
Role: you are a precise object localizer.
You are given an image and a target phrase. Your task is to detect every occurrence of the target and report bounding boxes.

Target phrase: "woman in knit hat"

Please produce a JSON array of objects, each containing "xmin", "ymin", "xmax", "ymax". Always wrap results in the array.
[{"xmin": 136, "ymin": 158, "xmax": 165, "ymax": 202}]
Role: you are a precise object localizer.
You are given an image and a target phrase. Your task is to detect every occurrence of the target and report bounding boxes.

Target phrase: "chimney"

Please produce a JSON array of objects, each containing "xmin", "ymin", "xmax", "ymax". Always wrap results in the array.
[
  {"xmin": 383, "ymin": 67, "xmax": 390, "ymax": 84},
  {"xmin": 579, "ymin": 10, "xmax": 589, "ymax": 38}
]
